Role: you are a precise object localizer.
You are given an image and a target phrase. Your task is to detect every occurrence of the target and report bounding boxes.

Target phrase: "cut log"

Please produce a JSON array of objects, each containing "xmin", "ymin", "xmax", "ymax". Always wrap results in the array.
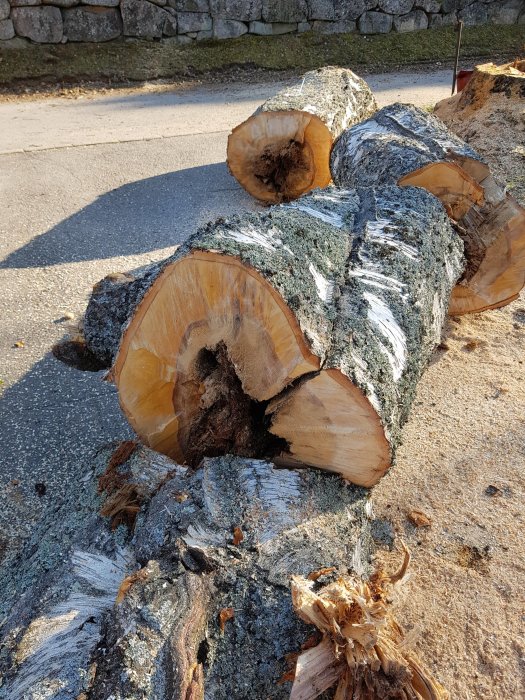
[
  {"xmin": 330, "ymin": 102, "xmax": 525, "ymax": 315},
  {"xmin": 0, "ymin": 444, "xmax": 374, "ymax": 699},
  {"xmin": 77, "ymin": 186, "xmax": 463, "ymax": 486},
  {"xmin": 227, "ymin": 67, "xmax": 377, "ymax": 204}
]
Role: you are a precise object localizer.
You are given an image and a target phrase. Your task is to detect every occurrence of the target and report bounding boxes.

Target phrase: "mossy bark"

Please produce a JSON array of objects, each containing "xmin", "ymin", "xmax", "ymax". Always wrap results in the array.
[
  {"xmin": 0, "ymin": 446, "xmax": 371, "ymax": 700},
  {"xmin": 280, "ymin": 186, "xmax": 464, "ymax": 454}
]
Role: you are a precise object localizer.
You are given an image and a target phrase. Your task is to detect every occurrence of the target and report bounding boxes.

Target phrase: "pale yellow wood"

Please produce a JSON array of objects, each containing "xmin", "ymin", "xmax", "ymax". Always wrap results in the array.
[
  {"xmin": 398, "ymin": 161, "xmax": 484, "ymax": 219},
  {"xmin": 450, "ymin": 198, "xmax": 525, "ymax": 315},
  {"xmin": 114, "ymin": 251, "xmax": 320, "ymax": 461},
  {"xmin": 398, "ymin": 162, "xmax": 525, "ymax": 316},
  {"xmin": 267, "ymin": 369, "xmax": 391, "ymax": 487}
]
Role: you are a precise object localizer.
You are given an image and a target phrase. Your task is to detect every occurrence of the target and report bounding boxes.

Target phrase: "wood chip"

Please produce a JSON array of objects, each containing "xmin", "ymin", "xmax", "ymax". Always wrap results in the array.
[
  {"xmin": 115, "ymin": 567, "xmax": 149, "ymax": 604},
  {"xmin": 407, "ymin": 510, "xmax": 432, "ymax": 528},
  {"xmin": 463, "ymin": 338, "xmax": 483, "ymax": 351},
  {"xmin": 219, "ymin": 607, "xmax": 234, "ymax": 632},
  {"xmin": 307, "ymin": 566, "xmax": 336, "ymax": 581},
  {"xmin": 232, "ymin": 526, "xmax": 244, "ymax": 546}
]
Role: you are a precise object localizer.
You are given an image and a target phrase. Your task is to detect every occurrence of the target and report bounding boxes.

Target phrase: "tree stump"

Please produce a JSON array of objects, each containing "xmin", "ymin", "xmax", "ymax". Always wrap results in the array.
[
  {"xmin": 74, "ymin": 186, "xmax": 462, "ymax": 487},
  {"xmin": 227, "ymin": 67, "xmax": 376, "ymax": 204},
  {"xmin": 330, "ymin": 103, "xmax": 525, "ymax": 316},
  {"xmin": 443, "ymin": 60, "xmax": 525, "ymax": 113}
]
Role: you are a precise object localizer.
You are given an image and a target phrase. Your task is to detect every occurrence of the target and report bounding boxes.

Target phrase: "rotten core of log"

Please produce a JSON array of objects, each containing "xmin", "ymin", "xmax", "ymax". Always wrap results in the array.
[
  {"xmin": 72, "ymin": 185, "xmax": 463, "ymax": 487},
  {"xmin": 0, "ymin": 444, "xmax": 373, "ymax": 700},
  {"xmin": 179, "ymin": 342, "xmax": 288, "ymax": 467},
  {"xmin": 330, "ymin": 102, "xmax": 525, "ymax": 316},
  {"xmin": 227, "ymin": 67, "xmax": 377, "ymax": 204}
]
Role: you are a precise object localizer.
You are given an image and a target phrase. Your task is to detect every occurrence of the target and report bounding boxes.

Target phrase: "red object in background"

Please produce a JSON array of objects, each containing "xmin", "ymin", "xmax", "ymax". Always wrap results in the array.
[{"xmin": 456, "ymin": 70, "xmax": 474, "ymax": 92}]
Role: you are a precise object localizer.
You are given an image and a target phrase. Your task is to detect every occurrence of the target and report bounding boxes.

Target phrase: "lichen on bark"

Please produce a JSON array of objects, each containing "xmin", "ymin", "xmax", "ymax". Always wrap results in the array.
[
  {"xmin": 0, "ymin": 447, "xmax": 371, "ymax": 700},
  {"xmin": 259, "ymin": 66, "xmax": 378, "ymax": 137}
]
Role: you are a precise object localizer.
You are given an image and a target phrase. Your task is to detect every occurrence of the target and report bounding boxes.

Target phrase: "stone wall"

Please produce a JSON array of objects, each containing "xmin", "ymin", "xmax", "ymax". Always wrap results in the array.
[{"xmin": 0, "ymin": 0, "xmax": 523, "ymax": 45}]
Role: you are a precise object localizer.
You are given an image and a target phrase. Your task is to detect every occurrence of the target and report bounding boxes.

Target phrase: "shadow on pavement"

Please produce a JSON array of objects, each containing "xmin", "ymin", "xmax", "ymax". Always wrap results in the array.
[
  {"xmin": 0, "ymin": 353, "xmax": 131, "ymax": 559},
  {"xmin": 1, "ymin": 161, "xmax": 258, "ymax": 270}
]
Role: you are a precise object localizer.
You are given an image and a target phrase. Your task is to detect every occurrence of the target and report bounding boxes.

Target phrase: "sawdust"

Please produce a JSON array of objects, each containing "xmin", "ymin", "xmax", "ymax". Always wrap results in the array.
[
  {"xmin": 434, "ymin": 64, "xmax": 525, "ymax": 207},
  {"xmin": 372, "ymin": 303, "xmax": 525, "ymax": 698}
]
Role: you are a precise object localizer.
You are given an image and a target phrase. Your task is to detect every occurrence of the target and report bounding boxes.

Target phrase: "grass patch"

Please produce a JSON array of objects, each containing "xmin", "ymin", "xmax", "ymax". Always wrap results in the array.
[{"xmin": 1, "ymin": 24, "xmax": 524, "ymax": 90}]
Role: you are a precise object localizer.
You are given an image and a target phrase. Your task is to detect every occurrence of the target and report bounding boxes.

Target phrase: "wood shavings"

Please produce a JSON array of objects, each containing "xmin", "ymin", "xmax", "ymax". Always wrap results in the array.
[
  {"xmin": 115, "ymin": 567, "xmax": 149, "ymax": 604},
  {"xmin": 407, "ymin": 510, "xmax": 432, "ymax": 528},
  {"xmin": 307, "ymin": 567, "xmax": 337, "ymax": 581}
]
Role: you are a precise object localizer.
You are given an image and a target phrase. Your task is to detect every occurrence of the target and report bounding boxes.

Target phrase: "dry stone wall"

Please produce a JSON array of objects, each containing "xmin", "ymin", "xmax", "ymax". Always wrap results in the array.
[{"xmin": 1, "ymin": 0, "xmax": 523, "ymax": 45}]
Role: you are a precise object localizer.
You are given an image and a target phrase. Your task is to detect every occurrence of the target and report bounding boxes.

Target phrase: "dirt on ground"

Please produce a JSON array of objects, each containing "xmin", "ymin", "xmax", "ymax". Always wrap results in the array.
[{"xmin": 372, "ymin": 70, "xmax": 525, "ymax": 699}]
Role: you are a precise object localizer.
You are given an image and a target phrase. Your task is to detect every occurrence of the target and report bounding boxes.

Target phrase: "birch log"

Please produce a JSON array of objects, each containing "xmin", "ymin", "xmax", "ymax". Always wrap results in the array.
[
  {"xmin": 0, "ymin": 444, "xmax": 372, "ymax": 700},
  {"xmin": 227, "ymin": 67, "xmax": 376, "ymax": 204},
  {"xmin": 330, "ymin": 102, "xmax": 525, "ymax": 315},
  {"xmin": 67, "ymin": 186, "xmax": 463, "ymax": 487}
]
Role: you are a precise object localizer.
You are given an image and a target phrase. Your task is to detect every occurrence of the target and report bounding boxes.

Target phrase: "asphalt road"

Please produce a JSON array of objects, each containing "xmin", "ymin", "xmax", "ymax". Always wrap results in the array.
[{"xmin": 0, "ymin": 69, "xmax": 453, "ymax": 557}]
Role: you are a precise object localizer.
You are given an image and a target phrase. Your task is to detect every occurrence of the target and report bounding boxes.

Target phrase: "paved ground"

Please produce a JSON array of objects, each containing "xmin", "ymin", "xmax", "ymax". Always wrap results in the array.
[{"xmin": 0, "ymin": 69, "xmax": 452, "ymax": 557}]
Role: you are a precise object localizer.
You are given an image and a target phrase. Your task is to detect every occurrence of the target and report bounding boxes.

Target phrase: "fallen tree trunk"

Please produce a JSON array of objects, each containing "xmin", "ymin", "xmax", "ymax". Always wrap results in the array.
[
  {"xmin": 0, "ymin": 443, "xmax": 375, "ymax": 700},
  {"xmin": 72, "ymin": 186, "xmax": 463, "ymax": 487},
  {"xmin": 330, "ymin": 102, "xmax": 525, "ymax": 315},
  {"xmin": 0, "ymin": 444, "xmax": 447, "ymax": 699},
  {"xmin": 227, "ymin": 67, "xmax": 376, "ymax": 204}
]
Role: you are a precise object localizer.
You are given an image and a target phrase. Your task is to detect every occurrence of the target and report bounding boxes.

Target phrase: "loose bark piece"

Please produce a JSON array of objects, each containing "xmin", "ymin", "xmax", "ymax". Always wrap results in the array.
[
  {"xmin": 94, "ymin": 186, "xmax": 462, "ymax": 486},
  {"xmin": 331, "ymin": 102, "xmax": 525, "ymax": 315},
  {"xmin": 0, "ymin": 446, "xmax": 372, "ymax": 699},
  {"xmin": 289, "ymin": 548, "xmax": 448, "ymax": 699},
  {"xmin": 227, "ymin": 67, "xmax": 376, "ymax": 204}
]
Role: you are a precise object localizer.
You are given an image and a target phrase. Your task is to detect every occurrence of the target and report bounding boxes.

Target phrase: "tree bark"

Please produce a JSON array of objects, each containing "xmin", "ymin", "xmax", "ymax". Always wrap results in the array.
[
  {"xmin": 330, "ymin": 102, "xmax": 525, "ymax": 316},
  {"xmin": 72, "ymin": 186, "xmax": 462, "ymax": 487},
  {"xmin": 227, "ymin": 67, "xmax": 377, "ymax": 204},
  {"xmin": 0, "ymin": 444, "xmax": 372, "ymax": 700}
]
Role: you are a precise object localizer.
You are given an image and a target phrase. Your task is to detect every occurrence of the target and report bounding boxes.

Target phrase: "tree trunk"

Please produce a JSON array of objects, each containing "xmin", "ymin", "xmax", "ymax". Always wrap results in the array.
[
  {"xmin": 0, "ymin": 443, "xmax": 372, "ymax": 700},
  {"xmin": 227, "ymin": 67, "xmax": 376, "ymax": 204},
  {"xmin": 330, "ymin": 102, "xmax": 525, "ymax": 316},
  {"xmin": 75, "ymin": 186, "xmax": 463, "ymax": 487}
]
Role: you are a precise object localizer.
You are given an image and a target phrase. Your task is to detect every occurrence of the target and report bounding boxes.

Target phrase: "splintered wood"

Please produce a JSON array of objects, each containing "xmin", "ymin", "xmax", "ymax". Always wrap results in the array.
[
  {"xmin": 289, "ymin": 547, "xmax": 448, "ymax": 700},
  {"xmin": 227, "ymin": 67, "xmax": 376, "ymax": 203},
  {"xmin": 331, "ymin": 103, "xmax": 525, "ymax": 315}
]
